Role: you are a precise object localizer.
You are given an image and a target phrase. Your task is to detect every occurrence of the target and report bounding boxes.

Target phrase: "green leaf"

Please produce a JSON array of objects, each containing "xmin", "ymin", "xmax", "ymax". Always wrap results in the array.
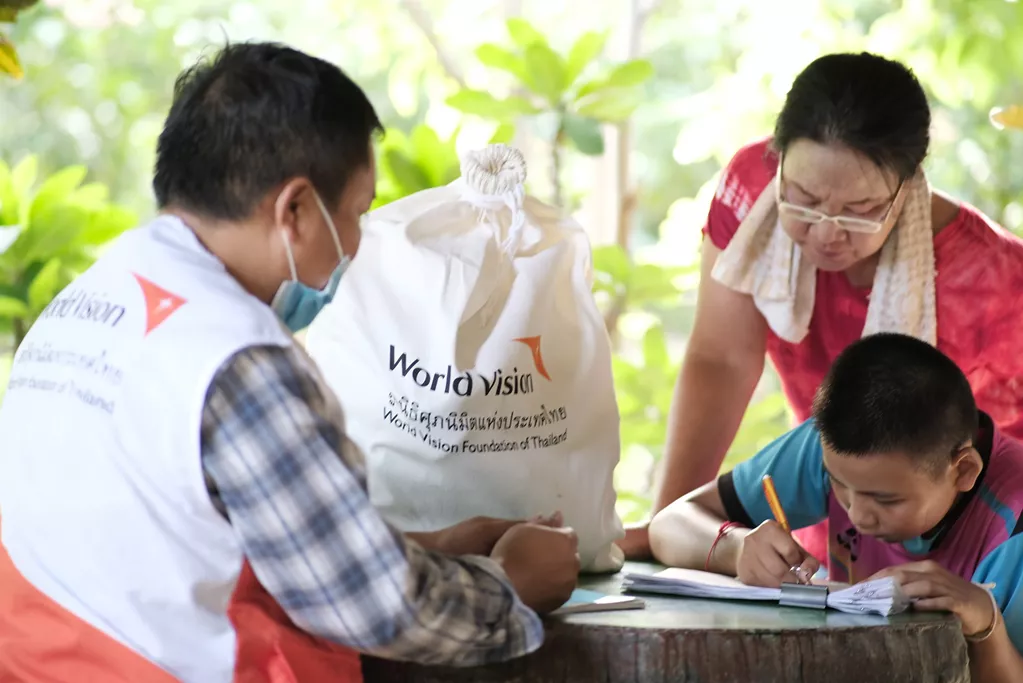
[
  {"xmin": 474, "ymin": 43, "xmax": 528, "ymax": 81},
  {"xmin": 591, "ymin": 244, "xmax": 630, "ymax": 284},
  {"xmin": 10, "ymin": 155, "xmax": 37, "ymax": 201},
  {"xmin": 383, "ymin": 148, "xmax": 430, "ymax": 194},
  {"xmin": 0, "ymin": 158, "xmax": 11, "ymax": 222},
  {"xmin": 0, "ymin": 281, "xmax": 22, "ymax": 300},
  {"xmin": 505, "ymin": 18, "xmax": 546, "ymax": 48},
  {"xmin": 604, "ymin": 59, "xmax": 655, "ymax": 88},
  {"xmin": 30, "ymin": 165, "xmax": 87, "ymax": 220},
  {"xmin": 17, "ymin": 204, "xmax": 89, "ymax": 263},
  {"xmin": 446, "ymin": 89, "xmax": 504, "ymax": 116},
  {"xmin": 0, "ymin": 295, "xmax": 28, "ymax": 319},
  {"xmin": 77, "ymin": 205, "xmax": 136, "ymax": 246},
  {"xmin": 564, "ymin": 31, "xmax": 607, "ymax": 86},
  {"xmin": 22, "ymin": 205, "xmax": 83, "ymax": 262},
  {"xmin": 641, "ymin": 324, "xmax": 670, "ymax": 372},
  {"xmin": 0, "ymin": 180, "xmax": 15, "ymax": 226},
  {"xmin": 620, "ymin": 418, "xmax": 667, "ymax": 447},
  {"xmin": 573, "ymin": 76, "xmax": 606, "ymax": 100},
  {"xmin": 408, "ymin": 125, "xmax": 449, "ymax": 186},
  {"xmin": 562, "ymin": 113, "xmax": 604, "ymax": 155},
  {"xmin": 523, "ymin": 43, "xmax": 567, "ymax": 104},
  {"xmin": 377, "ymin": 126, "xmax": 410, "ymax": 153},
  {"xmin": 445, "ymin": 89, "xmax": 538, "ymax": 119},
  {"xmin": 0, "ymin": 34, "xmax": 23, "ymax": 80},
  {"xmin": 575, "ymin": 87, "xmax": 643, "ymax": 122},
  {"xmin": 630, "ymin": 264, "xmax": 684, "ymax": 303},
  {"xmin": 67, "ymin": 182, "xmax": 110, "ymax": 207},
  {"xmin": 27, "ymin": 258, "xmax": 61, "ymax": 313},
  {"xmin": 489, "ymin": 122, "xmax": 516, "ymax": 144}
]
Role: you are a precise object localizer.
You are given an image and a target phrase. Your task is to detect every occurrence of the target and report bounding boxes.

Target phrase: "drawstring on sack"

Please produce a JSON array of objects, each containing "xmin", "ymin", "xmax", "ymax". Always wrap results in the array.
[{"xmin": 459, "ymin": 144, "xmax": 528, "ymax": 255}]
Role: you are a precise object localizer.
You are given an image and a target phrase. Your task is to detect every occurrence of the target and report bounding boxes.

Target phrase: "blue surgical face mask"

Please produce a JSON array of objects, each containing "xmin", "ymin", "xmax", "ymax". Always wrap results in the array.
[{"xmin": 271, "ymin": 192, "xmax": 351, "ymax": 332}]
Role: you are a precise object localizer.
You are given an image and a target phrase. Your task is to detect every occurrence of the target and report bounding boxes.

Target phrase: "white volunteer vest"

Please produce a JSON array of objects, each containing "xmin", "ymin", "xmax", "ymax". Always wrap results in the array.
[{"xmin": 0, "ymin": 216, "xmax": 293, "ymax": 681}]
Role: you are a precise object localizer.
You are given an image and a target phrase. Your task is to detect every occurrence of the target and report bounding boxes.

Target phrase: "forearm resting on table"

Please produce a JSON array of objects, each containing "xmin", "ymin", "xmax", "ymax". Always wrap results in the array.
[
  {"xmin": 404, "ymin": 530, "xmax": 443, "ymax": 552},
  {"xmin": 969, "ymin": 623, "xmax": 1023, "ymax": 683},
  {"xmin": 348, "ymin": 538, "xmax": 542, "ymax": 667},
  {"xmin": 649, "ymin": 496, "xmax": 744, "ymax": 574},
  {"xmin": 654, "ymin": 354, "xmax": 761, "ymax": 513}
]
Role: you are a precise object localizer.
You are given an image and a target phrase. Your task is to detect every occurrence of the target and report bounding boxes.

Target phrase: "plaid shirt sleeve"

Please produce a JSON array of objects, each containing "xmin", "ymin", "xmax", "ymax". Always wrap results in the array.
[{"xmin": 200, "ymin": 344, "xmax": 544, "ymax": 666}]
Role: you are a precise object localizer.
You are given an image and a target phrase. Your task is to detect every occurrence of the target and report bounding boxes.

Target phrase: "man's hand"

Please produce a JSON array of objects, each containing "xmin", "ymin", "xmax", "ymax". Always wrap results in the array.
[
  {"xmin": 407, "ymin": 512, "xmax": 566, "ymax": 557},
  {"xmin": 735, "ymin": 520, "xmax": 819, "ymax": 587},
  {"xmin": 868, "ymin": 561, "xmax": 997, "ymax": 636},
  {"xmin": 424, "ymin": 516, "xmax": 523, "ymax": 557},
  {"xmin": 491, "ymin": 522, "xmax": 580, "ymax": 614}
]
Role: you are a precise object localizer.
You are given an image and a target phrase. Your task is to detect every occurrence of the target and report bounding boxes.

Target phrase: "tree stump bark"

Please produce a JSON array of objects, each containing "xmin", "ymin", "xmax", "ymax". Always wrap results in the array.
[{"xmin": 362, "ymin": 563, "xmax": 970, "ymax": 683}]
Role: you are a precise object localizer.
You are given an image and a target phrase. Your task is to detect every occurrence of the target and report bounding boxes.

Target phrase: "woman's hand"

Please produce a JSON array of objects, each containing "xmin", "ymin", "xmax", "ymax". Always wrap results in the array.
[
  {"xmin": 620, "ymin": 524, "xmax": 652, "ymax": 561},
  {"xmin": 868, "ymin": 561, "xmax": 997, "ymax": 636}
]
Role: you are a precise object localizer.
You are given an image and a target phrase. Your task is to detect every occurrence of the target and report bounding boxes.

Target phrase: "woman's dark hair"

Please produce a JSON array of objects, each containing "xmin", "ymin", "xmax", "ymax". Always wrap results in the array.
[
  {"xmin": 812, "ymin": 333, "xmax": 978, "ymax": 471},
  {"xmin": 154, "ymin": 42, "xmax": 383, "ymax": 221},
  {"xmin": 773, "ymin": 52, "xmax": 930, "ymax": 180}
]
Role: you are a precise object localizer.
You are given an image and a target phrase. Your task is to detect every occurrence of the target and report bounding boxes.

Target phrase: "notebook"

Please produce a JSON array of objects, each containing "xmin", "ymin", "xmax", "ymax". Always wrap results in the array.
[
  {"xmin": 549, "ymin": 589, "xmax": 646, "ymax": 616},
  {"xmin": 623, "ymin": 568, "xmax": 910, "ymax": 617}
]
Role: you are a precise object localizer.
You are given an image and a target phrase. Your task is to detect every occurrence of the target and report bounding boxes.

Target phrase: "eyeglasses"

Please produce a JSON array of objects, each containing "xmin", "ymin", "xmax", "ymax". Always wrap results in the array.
[{"xmin": 775, "ymin": 155, "xmax": 906, "ymax": 235}]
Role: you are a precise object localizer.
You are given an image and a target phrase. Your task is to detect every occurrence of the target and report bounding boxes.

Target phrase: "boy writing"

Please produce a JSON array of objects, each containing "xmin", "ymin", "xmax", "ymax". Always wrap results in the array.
[{"xmin": 649, "ymin": 333, "xmax": 1023, "ymax": 681}]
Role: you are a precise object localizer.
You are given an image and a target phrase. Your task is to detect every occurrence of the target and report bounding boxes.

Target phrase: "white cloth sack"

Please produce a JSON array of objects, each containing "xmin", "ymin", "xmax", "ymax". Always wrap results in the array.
[{"xmin": 306, "ymin": 145, "xmax": 625, "ymax": 572}]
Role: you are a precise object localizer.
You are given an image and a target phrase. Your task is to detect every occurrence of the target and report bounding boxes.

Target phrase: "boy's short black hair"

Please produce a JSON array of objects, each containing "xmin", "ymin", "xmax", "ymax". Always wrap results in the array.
[
  {"xmin": 153, "ymin": 42, "xmax": 382, "ymax": 221},
  {"xmin": 812, "ymin": 333, "xmax": 978, "ymax": 469}
]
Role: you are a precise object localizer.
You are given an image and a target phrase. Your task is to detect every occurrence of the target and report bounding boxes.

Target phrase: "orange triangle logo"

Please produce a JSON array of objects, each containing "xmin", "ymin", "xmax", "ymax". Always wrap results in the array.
[
  {"xmin": 132, "ymin": 273, "xmax": 186, "ymax": 335},
  {"xmin": 513, "ymin": 335, "xmax": 551, "ymax": 381}
]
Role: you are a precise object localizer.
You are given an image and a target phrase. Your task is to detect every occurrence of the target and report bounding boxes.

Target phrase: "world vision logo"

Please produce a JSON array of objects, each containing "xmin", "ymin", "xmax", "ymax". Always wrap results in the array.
[
  {"xmin": 512, "ymin": 336, "xmax": 551, "ymax": 381},
  {"xmin": 132, "ymin": 273, "xmax": 186, "ymax": 335},
  {"xmin": 388, "ymin": 334, "xmax": 551, "ymax": 397}
]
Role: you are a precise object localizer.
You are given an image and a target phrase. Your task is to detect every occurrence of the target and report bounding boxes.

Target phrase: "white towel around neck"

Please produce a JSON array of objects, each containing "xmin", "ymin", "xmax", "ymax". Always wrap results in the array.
[{"xmin": 710, "ymin": 169, "xmax": 937, "ymax": 346}]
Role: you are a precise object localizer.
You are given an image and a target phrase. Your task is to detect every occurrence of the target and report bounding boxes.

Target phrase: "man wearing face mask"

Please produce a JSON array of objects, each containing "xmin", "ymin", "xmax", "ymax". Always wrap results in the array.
[{"xmin": 0, "ymin": 42, "xmax": 580, "ymax": 683}]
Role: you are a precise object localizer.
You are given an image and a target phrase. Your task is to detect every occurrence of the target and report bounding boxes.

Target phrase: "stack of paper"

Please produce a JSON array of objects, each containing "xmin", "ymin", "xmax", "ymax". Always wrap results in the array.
[
  {"xmin": 550, "ymin": 589, "xmax": 646, "ymax": 616},
  {"xmin": 623, "ymin": 568, "xmax": 909, "ymax": 617}
]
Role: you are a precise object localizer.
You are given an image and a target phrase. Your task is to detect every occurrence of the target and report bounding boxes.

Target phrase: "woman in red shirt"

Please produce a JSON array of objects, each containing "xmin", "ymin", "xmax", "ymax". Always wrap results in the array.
[{"xmin": 625, "ymin": 52, "xmax": 1023, "ymax": 562}]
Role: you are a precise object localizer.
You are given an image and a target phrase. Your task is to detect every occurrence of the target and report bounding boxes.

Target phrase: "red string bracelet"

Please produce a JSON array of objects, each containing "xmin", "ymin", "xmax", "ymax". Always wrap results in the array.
[{"xmin": 705, "ymin": 521, "xmax": 744, "ymax": 572}]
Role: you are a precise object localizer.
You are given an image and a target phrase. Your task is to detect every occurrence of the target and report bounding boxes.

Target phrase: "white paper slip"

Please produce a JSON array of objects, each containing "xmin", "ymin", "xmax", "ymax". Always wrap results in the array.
[
  {"xmin": 623, "ymin": 568, "xmax": 909, "ymax": 617},
  {"xmin": 549, "ymin": 589, "xmax": 646, "ymax": 616}
]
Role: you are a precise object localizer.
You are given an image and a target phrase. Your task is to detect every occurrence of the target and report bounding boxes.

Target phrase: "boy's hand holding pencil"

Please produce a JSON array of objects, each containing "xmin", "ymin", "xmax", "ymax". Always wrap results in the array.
[{"xmin": 733, "ymin": 475, "xmax": 820, "ymax": 588}]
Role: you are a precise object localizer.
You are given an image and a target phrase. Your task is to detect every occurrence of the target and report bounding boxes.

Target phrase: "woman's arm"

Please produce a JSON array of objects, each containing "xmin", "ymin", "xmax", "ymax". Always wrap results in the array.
[
  {"xmin": 620, "ymin": 241, "xmax": 767, "ymax": 559},
  {"xmin": 657, "ymin": 240, "xmax": 768, "ymax": 510}
]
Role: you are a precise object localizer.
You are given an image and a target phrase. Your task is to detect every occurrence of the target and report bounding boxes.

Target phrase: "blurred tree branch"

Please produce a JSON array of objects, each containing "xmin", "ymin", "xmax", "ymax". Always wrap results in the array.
[
  {"xmin": 605, "ymin": 0, "xmax": 662, "ymax": 337},
  {"xmin": 628, "ymin": 0, "xmax": 662, "ymax": 56},
  {"xmin": 396, "ymin": 0, "xmax": 467, "ymax": 88}
]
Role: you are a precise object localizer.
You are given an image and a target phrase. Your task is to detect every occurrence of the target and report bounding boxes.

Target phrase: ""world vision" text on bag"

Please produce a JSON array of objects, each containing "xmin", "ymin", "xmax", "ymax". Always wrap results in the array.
[{"xmin": 388, "ymin": 340, "xmax": 549, "ymax": 397}]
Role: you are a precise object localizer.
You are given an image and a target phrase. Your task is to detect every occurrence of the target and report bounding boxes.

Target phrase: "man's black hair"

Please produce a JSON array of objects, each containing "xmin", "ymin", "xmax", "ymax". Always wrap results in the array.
[
  {"xmin": 153, "ymin": 41, "xmax": 382, "ymax": 220},
  {"xmin": 774, "ymin": 52, "xmax": 930, "ymax": 181},
  {"xmin": 812, "ymin": 333, "xmax": 978, "ymax": 468}
]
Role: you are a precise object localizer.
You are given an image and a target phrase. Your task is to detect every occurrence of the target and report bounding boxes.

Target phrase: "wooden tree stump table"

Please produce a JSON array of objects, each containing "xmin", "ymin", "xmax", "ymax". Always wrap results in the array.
[{"xmin": 362, "ymin": 562, "xmax": 970, "ymax": 683}]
